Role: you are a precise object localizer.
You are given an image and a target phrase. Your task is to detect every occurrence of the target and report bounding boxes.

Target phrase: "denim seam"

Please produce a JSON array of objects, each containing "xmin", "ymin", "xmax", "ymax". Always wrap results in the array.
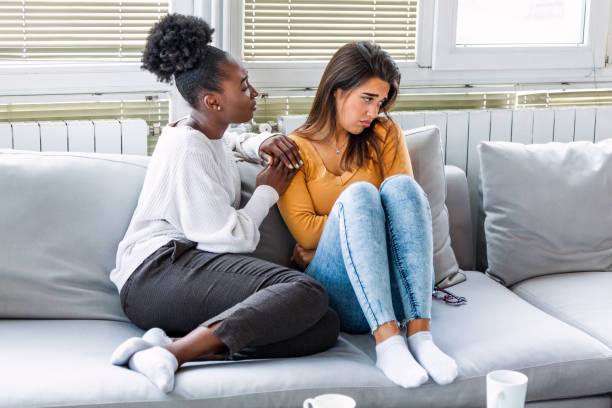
[
  {"xmin": 338, "ymin": 202, "xmax": 380, "ymax": 328},
  {"xmin": 386, "ymin": 213, "xmax": 420, "ymax": 321}
]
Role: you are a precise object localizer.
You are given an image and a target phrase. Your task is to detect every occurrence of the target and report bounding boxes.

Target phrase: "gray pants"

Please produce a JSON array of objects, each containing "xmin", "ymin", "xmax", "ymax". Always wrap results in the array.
[{"xmin": 120, "ymin": 240, "xmax": 339, "ymax": 360}]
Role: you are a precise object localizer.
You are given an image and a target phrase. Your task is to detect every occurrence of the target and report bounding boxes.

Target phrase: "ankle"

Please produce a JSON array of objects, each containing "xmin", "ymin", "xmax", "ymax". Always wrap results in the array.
[
  {"xmin": 163, "ymin": 344, "xmax": 184, "ymax": 366},
  {"xmin": 373, "ymin": 321, "xmax": 402, "ymax": 344},
  {"xmin": 406, "ymin": 318, "xmax": 430, "ymax": 337}
]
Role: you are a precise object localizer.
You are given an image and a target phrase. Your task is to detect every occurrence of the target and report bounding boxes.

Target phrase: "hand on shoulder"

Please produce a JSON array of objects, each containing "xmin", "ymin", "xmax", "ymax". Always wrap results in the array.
[{"xmin": 259, "ymin": 134, "xmax": 304, "ymax": 170}]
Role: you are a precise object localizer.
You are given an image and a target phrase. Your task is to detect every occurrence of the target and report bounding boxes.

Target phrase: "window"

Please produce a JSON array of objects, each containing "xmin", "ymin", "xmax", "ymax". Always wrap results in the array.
[
  {"xmin": 0, "ymin": 0, "xmax": 171, "ymax": 146},
  {"xmin": 0, "ymin": 0, "xmax": 168, "ymax": 62},
  {"xmin": 432, "ymin": 0, "xmax": 609, "ymax": 70},
  {"xmin": 456, "ymin": 0, "xmax": 587, "ymax": 46},
  {"xmin": 226, "ymin": 0, "xmax": 418, "ymax": 87},
  {"xmin": 243, "ymin": 0, "xmax": 418, "ymax": 62}
]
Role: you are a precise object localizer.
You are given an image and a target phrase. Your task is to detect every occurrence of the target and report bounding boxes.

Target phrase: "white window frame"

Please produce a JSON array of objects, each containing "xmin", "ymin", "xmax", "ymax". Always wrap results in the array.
[
  {"xmin": 432, "ymin": 0, "xmax": 610, "ymax": 71},
  {"xmin": 221, "ymin": 0, "xmax": 612, "ymax": 90}
]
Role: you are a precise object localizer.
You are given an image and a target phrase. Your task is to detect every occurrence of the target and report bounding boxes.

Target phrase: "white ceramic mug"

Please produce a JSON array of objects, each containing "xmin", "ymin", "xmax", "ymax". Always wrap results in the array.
[
  {"xmin": 486, "ymin": 370, "xmax": 528, "ymax": 408},
  {"xmin": 303, "ymin": 394, "xmax": 356, "ymax": 408}
]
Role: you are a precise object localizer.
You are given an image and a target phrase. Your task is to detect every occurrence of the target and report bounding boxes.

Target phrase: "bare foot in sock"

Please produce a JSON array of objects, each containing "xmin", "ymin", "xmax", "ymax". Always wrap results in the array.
[
  {"xmin": 407, "ymin": 331, "xmax": 458, "ymax": 385},
  {"xmin": 110, "ymin": 328, "xmax": 173, "ymax": 366},
  {"xmin": 128, "ymin": 346, "xmax": 178, "ymax": 393},
  {"xmin": 375, "ymin": 335, "xmax": 428, "ymax": 388}
]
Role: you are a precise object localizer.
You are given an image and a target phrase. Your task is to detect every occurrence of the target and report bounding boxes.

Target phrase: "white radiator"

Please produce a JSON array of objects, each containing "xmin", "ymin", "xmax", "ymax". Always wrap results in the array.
[{"xmin": 0, "ymin": 119, "xmax": 149, "ymax": 156}]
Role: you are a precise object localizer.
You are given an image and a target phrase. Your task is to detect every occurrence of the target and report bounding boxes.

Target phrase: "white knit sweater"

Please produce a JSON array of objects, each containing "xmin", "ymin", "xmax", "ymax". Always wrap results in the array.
[{"xmin": 110, "ymin": 121, "xmax": 278, "ymax": 292}]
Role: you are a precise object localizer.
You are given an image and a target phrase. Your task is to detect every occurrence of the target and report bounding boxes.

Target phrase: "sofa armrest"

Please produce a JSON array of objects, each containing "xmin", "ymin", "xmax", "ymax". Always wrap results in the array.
[{"xmin": 444, "ymin": 165, "xmax": 474, "ymax": 271}]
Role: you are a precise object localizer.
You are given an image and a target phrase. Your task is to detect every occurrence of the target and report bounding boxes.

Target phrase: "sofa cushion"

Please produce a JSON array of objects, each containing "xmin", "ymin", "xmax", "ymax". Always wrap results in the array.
[
  {"xmin": 0, "ymin": 149, "xmax": 149, "ymax": 321},
  {"xmin": 512, "ymin": 271, "xmax": 612, "ymax": 349},
  {"xmin": 478, "ymin": 140, "xmax": 612, "ymax": 286},
  {"xmin": 343, "ymin": 270, "xmax": 612, "ymax": 406},
  {"xmin": 444, "ymin": 165, "xmax": 474, "ymax": 271},
  {"xmin": 2, "ymin": 271, "xmax": 610, "ymax": 408},
  {"xmin": 239, "ymin": 125, "xmax": 465, "ymax": 289},
  {"xmin": 404, "ymin": 125, "xmax": 464, "ymax": 288},
  {"xmin": 237, "ymin": 158, "xmax": 297, "ymax": 268}
]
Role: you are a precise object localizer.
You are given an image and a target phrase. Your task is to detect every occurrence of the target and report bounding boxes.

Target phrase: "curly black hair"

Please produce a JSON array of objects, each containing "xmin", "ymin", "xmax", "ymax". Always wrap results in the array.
[{"xmin": 141, "ymin": 13, "xmax": 231, "ymax": 108}]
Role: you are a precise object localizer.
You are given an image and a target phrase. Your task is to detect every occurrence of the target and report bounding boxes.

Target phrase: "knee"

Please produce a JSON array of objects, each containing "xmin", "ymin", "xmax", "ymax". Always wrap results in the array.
[
  {"xmin": 294, "ymin": 272, "xmax": 330, "ymax": 311},
  {"xmin": 315, "ymin": 309, "xmax": 341, "ymax": 351},
  {"xmin": 380, "ymin": 174, "xmax": 427, "ymax": 203},
  {"xmin": 338, "ymin": 181, "xmax": 380, "ymax": 206}
]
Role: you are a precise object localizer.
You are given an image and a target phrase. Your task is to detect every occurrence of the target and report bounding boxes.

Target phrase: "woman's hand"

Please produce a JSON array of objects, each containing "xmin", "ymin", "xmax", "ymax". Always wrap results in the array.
[
  {"xmin": 259, "ymin": 134, "xmax": 303, "ymax": 170},
  {"xmin": 291, "ymin": 243, "xmax": 315, "ymax": 271},
  {"xmin": 256, "ymin": 159, "xmax": 297, "ymax": 195}
]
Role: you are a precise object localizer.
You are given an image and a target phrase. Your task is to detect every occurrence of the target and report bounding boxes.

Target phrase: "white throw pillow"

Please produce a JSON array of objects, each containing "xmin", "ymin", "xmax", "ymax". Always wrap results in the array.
[
  {"xmin": 404, "ymin": 126, "xmax": 465, "ymax": 289},
  {"xmin": 478, "ymin": 139, "xmax": 612, "ymax": 286}
]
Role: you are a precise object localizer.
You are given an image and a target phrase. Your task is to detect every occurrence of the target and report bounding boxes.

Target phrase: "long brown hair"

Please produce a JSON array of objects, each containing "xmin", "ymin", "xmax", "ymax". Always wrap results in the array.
[{"xmin": 297, "ymin": 42, "xmax": 401, "ymax": 172}]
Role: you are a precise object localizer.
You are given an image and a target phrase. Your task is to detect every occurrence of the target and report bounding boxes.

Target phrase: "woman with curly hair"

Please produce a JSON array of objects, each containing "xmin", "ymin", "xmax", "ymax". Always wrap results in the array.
[
  {"xmin": 278, "ymin": 42, "xmax": 458, "ymax": 388},
  {"xmin": 109, "ymin": 14, "xmax": 339, "ymax": 393}
]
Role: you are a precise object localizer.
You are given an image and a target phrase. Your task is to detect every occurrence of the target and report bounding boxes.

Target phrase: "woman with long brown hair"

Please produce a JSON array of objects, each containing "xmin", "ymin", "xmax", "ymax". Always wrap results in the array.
[{"xmin": 278, "ymin": 42, "xmax": 458, "ymax": 388}]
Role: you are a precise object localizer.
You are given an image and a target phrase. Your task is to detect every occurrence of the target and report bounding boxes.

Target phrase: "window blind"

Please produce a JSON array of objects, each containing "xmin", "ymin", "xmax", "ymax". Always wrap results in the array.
[
  {"xmin": 0, "ymin": 0, "xmax": 168, "ymax": 61},
  {"xmin": 252, "ymin": 91, "xmax": 515, "ymax": 124},
  {"xmin": 0, "ymin": 97, "xmax": 169, "ymax": 153},
  {"xmin": 243, "ymin": 0, "xmax": 418, "ymax": 61},
  {"xmin": 517, "ymin": 90, "xmax": 612, "ymax": 108},
  {"xmin": 252, "ymin": 89, "xmax": 612, "ymax": 126}
]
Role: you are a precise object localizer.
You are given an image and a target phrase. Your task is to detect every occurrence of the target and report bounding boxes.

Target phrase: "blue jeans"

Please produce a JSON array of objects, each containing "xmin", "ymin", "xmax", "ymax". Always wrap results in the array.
[{"xmin": 305, "ymin": 175, "xmax": 435, "ymax": 334}]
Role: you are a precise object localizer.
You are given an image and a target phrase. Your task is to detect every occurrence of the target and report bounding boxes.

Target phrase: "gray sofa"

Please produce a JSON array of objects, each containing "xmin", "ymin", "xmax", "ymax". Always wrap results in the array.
[{"xmin": 0, "ymin": 139, "xmax": 611, "ymax": 407}]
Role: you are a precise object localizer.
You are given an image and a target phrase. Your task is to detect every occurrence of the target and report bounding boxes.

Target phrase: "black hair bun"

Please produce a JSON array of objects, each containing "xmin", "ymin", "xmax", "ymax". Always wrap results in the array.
[{"xmin": 141, "ymin": 13, "xmax": 214, "ymax": 83}]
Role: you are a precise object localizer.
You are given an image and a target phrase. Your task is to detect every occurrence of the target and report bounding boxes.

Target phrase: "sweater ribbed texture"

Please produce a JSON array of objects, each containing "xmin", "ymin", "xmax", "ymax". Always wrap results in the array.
[{"xmin": 110, "ymin": 123, "xmax": 277, "ymax": 292}]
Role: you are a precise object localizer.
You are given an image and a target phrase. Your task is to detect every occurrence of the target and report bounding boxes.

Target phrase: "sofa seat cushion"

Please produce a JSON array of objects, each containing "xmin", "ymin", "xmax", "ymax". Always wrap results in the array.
[
  {"xmin": 512, "ymin": 271, "xmax": 612, "ymax": 349},
  {"xmin": 2, "ymin": 272, "xmax": 611, "ymax": 408},
  {"xmin": 342, "ymin": 271, "xmax": 612, "ymax": 406}
]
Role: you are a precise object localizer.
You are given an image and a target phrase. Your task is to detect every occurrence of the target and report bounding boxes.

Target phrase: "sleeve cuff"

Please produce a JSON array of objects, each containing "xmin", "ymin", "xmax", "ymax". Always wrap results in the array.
[
  {"xmin": 241, "ymin": 184, "xmax": 279, "ymax": 226},
  {"xmin": 242, "ymin": 132, "xmax": 274, "ymax": 161}
]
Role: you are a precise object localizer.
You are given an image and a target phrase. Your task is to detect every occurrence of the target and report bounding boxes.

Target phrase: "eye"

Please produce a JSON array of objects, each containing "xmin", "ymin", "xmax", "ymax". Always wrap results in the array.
[{"xmin": 362, "ymin": 97, "xmax": 373, "ymax": 102}]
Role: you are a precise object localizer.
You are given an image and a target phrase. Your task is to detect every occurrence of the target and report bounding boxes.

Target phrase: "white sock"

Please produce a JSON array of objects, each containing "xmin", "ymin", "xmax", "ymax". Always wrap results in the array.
[
  {"xmin": 128, "ymin": 346, "xmax": 179, "ymax": 393},
  {"xmin": 110, "ymin": 328, "xmax": 172, "ymax": 366},
  {"xmin": 110, "ymin": 337, "xmax": 151, "ymax": 366},
  {"xmin": 375, "ymin": 335, "xmax": 428, "ymax": 388},
  {"xmin": 142, "ymin": 327, "xmax": 173, "ymax": 347},
  {"xmin": 407, "ymin": 331, "xmax": 458, "ymax": 385}
]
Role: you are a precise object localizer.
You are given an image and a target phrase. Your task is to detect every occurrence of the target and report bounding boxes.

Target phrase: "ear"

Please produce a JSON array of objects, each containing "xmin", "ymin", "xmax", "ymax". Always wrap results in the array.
[
  {"xmin": 334, "ymin": 88, "xmax": 348, "ymax": 111},
  {"xmin": 334, "ymin": 88, "xmax": 345, "ymax": 102},
  {"xmin": 201, "ymin": 93, "xmax": 222, "ymax": 112}
]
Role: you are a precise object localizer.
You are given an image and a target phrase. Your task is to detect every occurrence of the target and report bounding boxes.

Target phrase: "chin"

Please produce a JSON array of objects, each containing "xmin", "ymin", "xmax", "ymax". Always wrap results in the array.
[{"xmin": 237, "ymin": 113, "xmax": 254, "ymax": 123}]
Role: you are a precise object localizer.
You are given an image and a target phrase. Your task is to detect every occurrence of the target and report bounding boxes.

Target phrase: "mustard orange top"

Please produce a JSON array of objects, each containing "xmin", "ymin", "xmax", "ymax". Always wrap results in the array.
[{"xmin": 277, "ymin": 117, "xmax": 414, "ymax": 249}]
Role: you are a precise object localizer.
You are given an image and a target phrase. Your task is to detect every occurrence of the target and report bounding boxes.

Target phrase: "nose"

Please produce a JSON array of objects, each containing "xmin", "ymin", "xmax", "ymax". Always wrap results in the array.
[
  {"xmin": 249, "ymin": 83, "xmax": 259, "ymax": 99},
  {"xmin": 366, "ymin": 104, "xmax": 378, "ymax": 119}
]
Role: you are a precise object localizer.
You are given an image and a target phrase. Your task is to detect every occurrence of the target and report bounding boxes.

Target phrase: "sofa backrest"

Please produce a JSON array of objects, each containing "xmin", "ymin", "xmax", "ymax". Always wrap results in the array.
[
  {"xmin": 0, "ymin": 149, "xmax": 149, "ymax": 321},
  {"xmin": 0, "ymin": 148, "xmax": 471, "ymax": 320}
]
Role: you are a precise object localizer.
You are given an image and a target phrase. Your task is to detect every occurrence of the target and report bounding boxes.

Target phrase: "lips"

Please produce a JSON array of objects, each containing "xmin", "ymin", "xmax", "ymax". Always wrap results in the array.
[
  {"xmin": 251, "ymin": 103, "xmax": 257, "ymax": 111},
  {"xmin": 360, "ymin": 121, "xmax": 371, "ymax": 127}
]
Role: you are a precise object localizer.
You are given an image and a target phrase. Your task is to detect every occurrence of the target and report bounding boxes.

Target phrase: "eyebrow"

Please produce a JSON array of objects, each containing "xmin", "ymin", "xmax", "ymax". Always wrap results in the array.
[
  {"xmin": 240, "ymin": 75, "xmax": 248, "ymax": 84},
  {"xmin": 363, "ymin": 91, "xmax": 387, "ymax": 102}
]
